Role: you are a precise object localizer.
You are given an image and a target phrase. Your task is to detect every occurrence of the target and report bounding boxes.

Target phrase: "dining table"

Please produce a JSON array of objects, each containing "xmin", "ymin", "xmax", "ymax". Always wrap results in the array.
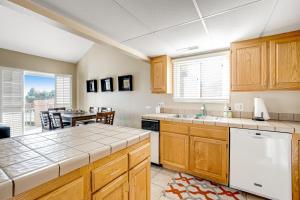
[{"xmin": 61, "ymin": 111, "xmax": 97, "ymax": 127}]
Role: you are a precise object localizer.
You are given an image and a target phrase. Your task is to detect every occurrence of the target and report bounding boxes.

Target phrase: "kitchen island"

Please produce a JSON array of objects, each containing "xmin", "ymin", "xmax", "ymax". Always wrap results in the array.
[{"xmin": 0, "ymin": 124, "xmax": 151, "ymax": 200}]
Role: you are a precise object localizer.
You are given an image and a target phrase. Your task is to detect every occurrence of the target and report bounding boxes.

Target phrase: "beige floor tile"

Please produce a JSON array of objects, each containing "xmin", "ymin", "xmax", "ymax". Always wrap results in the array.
[
  {"xmin": 246, "ymin": 193, "xmax": 268, "ymax": 200},
  {"xmin": 151, "ymin": 171, "xmax": 173, "ymax": 188},
  {"xmin": 151, "ymin": 183, "xmax": 163, "ymax": 200}
]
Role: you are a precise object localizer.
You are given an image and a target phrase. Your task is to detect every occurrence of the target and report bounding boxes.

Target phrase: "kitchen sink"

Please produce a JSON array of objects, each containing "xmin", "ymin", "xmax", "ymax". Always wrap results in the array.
[{"xmin": 171, "ymin": 114, "xmax": 221, "ymax": 120}]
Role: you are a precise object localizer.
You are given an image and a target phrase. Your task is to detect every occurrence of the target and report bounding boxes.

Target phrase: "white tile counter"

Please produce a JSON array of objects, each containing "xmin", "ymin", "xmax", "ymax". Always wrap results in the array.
[
  {"xmin": 142, "ymin": 113, "xmax": 300, "ymax": 133},
  {"xmin": 0, "ymin": 124, "xmax": 150, "ymax": 199}
]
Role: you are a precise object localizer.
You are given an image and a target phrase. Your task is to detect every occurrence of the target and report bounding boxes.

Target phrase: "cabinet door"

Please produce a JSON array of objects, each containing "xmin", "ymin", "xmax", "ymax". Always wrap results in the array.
[
  {"xmin": 93, "ymin": 173, "xmax": 128, "ymax": 200},
  {"xmin": 160, "ymin": 131, "xmax": 189, "ymax": 170},
  {"xmin": 190, "ymin": 136, "xmax": 228, "ymax": 185},
  {"xmin": 38, "ymin": 177, "xmax": 84, "ymax": 200},
  {"xmin": 129, "ymin": 158, "xmax": 150, "ymax": 200},
  {"xmin": 270, "ymin": 35, "xmax": 300, "ymax": 89},
  {"xmin": 231, "ymin": 41, "xmax": 267, "ymax": 91},
  {"xmin": 151, "ymin": 56, "xmax": 167, "ymax": 93}
]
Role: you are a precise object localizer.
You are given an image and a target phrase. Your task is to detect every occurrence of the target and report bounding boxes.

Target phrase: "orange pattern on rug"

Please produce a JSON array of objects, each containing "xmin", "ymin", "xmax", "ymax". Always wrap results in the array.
[{"xmin": 162, "ymin": 173, "xmax": 244, "ymax": 200}]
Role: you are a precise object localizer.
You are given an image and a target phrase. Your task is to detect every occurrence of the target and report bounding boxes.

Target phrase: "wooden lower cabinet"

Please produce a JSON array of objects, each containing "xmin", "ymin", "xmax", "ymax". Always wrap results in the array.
[
  {"xmin": 38, "ymin": 177, "xmax": 84, "ymax": 200},
  {"xmin": 129, "ymin": 158, "xmax": 151, "ymax": 200},
  {"xmin": 160, "ymin": 121, "xmax": 229, "ymax": 185},
  {"xmin": 189, "ymin": 136, "xmax": 228, "ymax": 185},
  {"xmin": 160, "ymin": 131, "xmax": 189, "ymax": 170},
  {"xmin": 13, "ymin": 139, "xmax": 151, "ymax": 200},
  {"xmin": 93, "ymin": 173, "xmax": 129, "ymax": 200}
]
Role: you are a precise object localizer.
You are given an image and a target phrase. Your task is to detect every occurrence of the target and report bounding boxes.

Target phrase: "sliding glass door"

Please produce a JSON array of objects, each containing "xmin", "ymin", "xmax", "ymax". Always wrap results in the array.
[
  {"xmin": 0, "ymin": 67, "xmax": 72, "ymax": 137},
  {"xmin": 24, "ymin": 72, "xmax": 55, "ymax": 134}
]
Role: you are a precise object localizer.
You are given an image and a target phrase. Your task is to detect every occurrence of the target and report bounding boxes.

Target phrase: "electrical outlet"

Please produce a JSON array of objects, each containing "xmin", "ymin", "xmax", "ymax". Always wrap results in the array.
[{"xmin": 234, "ymin": 103, "xmax": 244, "ymax": 112}]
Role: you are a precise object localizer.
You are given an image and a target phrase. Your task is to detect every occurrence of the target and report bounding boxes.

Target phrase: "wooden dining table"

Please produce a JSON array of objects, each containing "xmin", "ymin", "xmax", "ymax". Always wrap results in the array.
[{"xmin": 61, "ymin": 111, "xmax": 97, "ymax": 127}]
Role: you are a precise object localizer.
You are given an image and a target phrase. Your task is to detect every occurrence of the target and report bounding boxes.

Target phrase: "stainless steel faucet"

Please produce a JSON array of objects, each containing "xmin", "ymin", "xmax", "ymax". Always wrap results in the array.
[{"xmin": 200, "ymin": 104, "xmax": 207, "ymax": 116}]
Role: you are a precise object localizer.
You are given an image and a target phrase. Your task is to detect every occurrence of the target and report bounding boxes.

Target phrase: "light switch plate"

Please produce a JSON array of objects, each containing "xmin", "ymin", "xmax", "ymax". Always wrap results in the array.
[{"xmin": 234, "ymin": 103, "xmax": 244, "ymax": 111}]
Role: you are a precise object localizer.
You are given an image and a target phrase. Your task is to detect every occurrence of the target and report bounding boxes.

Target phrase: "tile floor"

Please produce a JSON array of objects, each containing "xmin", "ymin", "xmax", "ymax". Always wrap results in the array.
[{"xmin": 150, "ymin": 165, "xmax": 268, "ymax": 200}]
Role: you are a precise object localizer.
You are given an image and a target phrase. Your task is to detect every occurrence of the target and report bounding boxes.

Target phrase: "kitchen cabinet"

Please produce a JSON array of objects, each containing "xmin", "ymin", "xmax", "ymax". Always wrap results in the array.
[
  {"xmin": 160, "ymin": 120, "xmax": 229, "ymax": 185},
  {"xmin": 38, "ymin": 177, "xmax": 84, "ymax": 200},
  {"xmin": 231, "ymin": 40, "xmax": 268, "ymax": 91},
  {"xmin": 93, "ymin": 173, "xmax": 128, "ymax": 200},
  {"xmin": 150, "ymin": 55, "xmax": 172, "ymax": 94},
  {"xmin": 292, "ymin": 133, "xmax": 300, "ymax": 200},
  {"xmin": 189, "ymin": 125, "xmax": 229, "ymax": 185},
  {"xmin": 129, "ymin": 158, "xmax": 150, "ymax": 200},
  {"xmin": 231, "ymin": 30, "xmax": 300, "ymax": 91},
  {"xmin": 14, "ymin": 139, "xmax": 151, "ymax": 200},
  {"xmin": 269, "ymin": 35, "xmax": 300, "ymax": 89},
  {"xmin": 160, "ymin": 131, "xmax": 189, "ymax": 171}
]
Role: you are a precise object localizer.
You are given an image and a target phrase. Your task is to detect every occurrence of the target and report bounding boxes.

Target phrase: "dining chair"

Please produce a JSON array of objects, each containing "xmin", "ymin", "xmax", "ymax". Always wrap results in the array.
[
  {"xmin": 100, "ymin": 107, "xmax": 112, "ymax": 112},
  {"xmin": 96, "ymin": 111, "xmax": 115, "ymax": 125},
  {"xmin": 48, "ymin": 107, "xmax": 66, "ymax": 112},
  {"xmin": 40, "ymin": 111, "xmax": 52, "ymax": 131},
  {"xmin": 50, "ymin": 112, "xmax": 70, "ymax": 129}
]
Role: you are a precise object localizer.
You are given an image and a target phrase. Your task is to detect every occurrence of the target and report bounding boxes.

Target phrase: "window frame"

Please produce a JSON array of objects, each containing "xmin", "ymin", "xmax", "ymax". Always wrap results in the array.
[{"xmin": 172, "ymin": 51, "xmax": 230, "ymax": 103}]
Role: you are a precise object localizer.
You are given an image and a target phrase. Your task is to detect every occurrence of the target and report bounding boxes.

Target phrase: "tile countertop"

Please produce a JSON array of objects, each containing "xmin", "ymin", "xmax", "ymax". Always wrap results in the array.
[
  {"xmin": 142, "ymin": 113, "xmax": 300, "ymax": 133},
  {"xmin": 0, "ymin": 124, "xmax": 150, "ymax": 200}
]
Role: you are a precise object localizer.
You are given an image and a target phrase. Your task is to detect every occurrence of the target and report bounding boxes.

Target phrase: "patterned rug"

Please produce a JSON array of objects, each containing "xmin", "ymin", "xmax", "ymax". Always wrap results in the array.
[{"xmin": 161, "ymin": 173, "xmax": 245, "ymax": 200}]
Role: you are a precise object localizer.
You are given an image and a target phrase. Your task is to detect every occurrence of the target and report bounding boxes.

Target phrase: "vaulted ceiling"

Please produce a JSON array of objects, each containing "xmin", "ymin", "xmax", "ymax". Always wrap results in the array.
[
  {"xmin": 31, "ymin": 0, "xmax": 300, "ymax": 57},
  {"xmin": 1, "ymin": 0, "xmax": 300, "ymax": 62},
  {"xmin": 0, "ymin": 4, "xmax": 93, "ymax": 63}
]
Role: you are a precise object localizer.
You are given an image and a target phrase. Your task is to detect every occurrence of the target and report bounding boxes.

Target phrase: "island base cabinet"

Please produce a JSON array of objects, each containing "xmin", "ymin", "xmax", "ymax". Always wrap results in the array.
[
  {"xmin": 38, "ymin": 177, "xmax": 84, "ymax": 200},
  {"xmin": 129, "ymin": 158, "xmax": 150, "ymax": 200},
  {"xmin": 160, "ymin": 131, "xmax": 189, "ymax": 171},
  {"xmin": 93, "ymin": 173, "xmax": 129, "ymax": 200},
  {"xmin": 189, "ymin": 136, "xmax": 228, "ymax": 185}
]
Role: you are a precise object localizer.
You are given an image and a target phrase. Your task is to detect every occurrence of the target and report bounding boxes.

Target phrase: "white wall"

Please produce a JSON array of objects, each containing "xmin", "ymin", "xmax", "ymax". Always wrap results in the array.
[
  {"xmin": 0, "ymin": 48, "xmax": 77, "ymax": 106},
  {"xmin": 77, "ymin": 44, "xmax": 300, "ymax": 128}
]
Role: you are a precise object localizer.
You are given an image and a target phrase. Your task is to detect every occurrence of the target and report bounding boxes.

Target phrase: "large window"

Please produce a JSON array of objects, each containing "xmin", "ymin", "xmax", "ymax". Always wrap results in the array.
[
  {"xmin": 0, "ymin": 67, "xmax": 72, "ymax": 137},
  {"xmin": 173, "ymin": 52, "xmax": 230, "ymax": 102}
]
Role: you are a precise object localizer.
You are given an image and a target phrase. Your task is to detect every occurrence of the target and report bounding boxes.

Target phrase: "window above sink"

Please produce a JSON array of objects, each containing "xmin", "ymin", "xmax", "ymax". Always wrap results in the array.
[{"xmin": 173, "ymin": 51, "xmax": 230, "ymax": 103}]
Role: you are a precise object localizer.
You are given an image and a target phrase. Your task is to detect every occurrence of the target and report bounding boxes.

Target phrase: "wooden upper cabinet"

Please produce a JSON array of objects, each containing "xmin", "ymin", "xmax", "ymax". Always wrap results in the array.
[
  {"xmin": 269, "ymin": 35, "xmax": 300, "ymax": 89},
  {"xmin": 150, "ymin": 55, "xmax": 172, "ymax": 94},
  {"xmin": 231, "ymin": 41, "xmax": 268, "ymax": 91}
]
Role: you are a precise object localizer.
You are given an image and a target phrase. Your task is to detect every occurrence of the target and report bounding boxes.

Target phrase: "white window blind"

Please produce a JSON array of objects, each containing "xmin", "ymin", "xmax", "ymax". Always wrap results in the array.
[
  {"xmin": 55, "ymin": 75, "xmax": 72, "ymax": 108},
  {"xmin": 0, "ymin": 68, "xmax": 24, "ymax": 136},
  {"xmin": 173, "ymin": 52, "xmax": 230, "ymax": 102}
]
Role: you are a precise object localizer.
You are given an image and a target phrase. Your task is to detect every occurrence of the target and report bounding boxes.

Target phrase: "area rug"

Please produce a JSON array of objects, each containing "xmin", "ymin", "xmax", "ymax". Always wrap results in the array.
[{"xmin": 161, "ymin": 173, "xmax": 245, "ymax": 200}]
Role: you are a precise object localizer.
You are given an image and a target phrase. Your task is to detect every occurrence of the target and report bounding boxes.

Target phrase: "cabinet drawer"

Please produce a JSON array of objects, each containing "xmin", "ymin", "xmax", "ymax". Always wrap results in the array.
[
  {"xmin": 92, "ymin": 154, "xmax": 128, "ymax": 192},
  {"xmin": 38, "ymin": 177, "xmax": 84, "ymax": 200},
  {"xmin": 190, "ymin": 125, "xmax": 228, "ymax": 141},
  {"xmin": 129, "ymin": 143, "xmax": 150, "ymax": 169},
  {"xmin": 161, "ymin": 121, "xmax": 189, "ymax": 135},
  {"xmin": 93, "ymin": 173, "xmax": 128, "ymax": 200}
]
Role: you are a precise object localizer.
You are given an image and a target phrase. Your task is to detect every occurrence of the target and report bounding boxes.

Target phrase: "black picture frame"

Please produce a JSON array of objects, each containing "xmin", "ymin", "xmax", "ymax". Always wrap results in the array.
[
  {"xmin": 101, "ymin": 77, "xmax": 113, "ymax": 92},
  {"xmin": 118, "ymin": 75, "xmax": 133, "ymax": 91},
  {"xmin": 86, "ymin": 80, "xmax": 98, "ymax": 93}
]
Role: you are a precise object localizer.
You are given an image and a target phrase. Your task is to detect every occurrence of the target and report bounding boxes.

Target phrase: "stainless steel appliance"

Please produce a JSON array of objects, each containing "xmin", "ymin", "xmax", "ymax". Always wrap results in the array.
[{"xmin": 141, "ymin": 119, "xmax": 160, "ymax": 165}]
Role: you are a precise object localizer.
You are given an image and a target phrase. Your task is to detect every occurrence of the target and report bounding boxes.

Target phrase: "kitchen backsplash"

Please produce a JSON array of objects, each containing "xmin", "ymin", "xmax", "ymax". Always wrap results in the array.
[{"xmin": 161, "ymin": 107, "xmax": 300, "ymax": 122}]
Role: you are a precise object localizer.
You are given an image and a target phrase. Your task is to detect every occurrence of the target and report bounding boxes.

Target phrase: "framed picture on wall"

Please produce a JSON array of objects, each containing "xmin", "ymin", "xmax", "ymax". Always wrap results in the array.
[
  {"xmin": 101, "ymin": 77, "xmax": 113, "ymax": 92},
  {"xmin": 118, "ymin": 75, "xmax": 133, "ymax": 91},
  {"xmin": 86, "ymin": 79, "xmax": 98, "ymax": 92}
]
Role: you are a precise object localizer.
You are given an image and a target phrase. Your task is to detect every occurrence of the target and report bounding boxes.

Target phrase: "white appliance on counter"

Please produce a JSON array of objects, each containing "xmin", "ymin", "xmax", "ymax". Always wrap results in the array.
[
  {"xmin": 253, "ymin": 97, "xmax": 270, "ymax": 121},
  {"xmin": 230, "ymin": 128, "xmax": 291, "ymax": 200},
  {"xmin": 141, "ymin": 119, "xmax": 160, "ymax": 165}
]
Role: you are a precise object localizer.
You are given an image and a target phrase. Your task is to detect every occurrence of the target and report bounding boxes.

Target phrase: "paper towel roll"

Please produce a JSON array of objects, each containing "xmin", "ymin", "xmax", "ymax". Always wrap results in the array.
[{"xmin": 254, "ymin": 97, "xmax": 270, "ymax": 120}]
